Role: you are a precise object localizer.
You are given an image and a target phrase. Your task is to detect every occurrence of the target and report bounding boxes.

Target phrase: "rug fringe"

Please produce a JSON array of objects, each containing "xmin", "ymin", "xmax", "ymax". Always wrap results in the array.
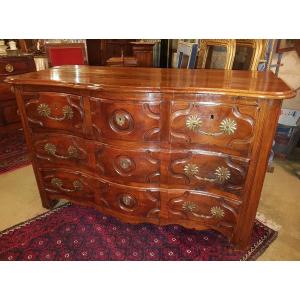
[{"xmin": 255, "ymin": 212, "xmax": 282, "ymax": 232}]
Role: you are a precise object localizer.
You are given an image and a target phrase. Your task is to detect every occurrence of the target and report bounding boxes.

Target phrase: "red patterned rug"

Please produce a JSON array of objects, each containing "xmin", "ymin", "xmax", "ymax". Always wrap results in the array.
[
  {"xmin": 0, "ymin": 203, "xmax": 277, "ymax": 260},
  {"xmin": 0, "ymin": 130, "xmax": 30, "ymax": 174}
]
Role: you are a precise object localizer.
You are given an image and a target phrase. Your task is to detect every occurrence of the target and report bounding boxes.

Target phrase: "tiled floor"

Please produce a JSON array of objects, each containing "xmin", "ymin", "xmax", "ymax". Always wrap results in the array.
[{"xmin": 0, "ymin": 161, "xmax": 299, "ymax": 260}]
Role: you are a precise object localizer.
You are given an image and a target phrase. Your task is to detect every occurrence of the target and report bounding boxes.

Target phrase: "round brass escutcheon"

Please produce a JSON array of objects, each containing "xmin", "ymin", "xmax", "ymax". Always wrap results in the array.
[
  {"xmin": 118, "ymin": 194, "xmax": 137, "ymax": 212},
  {"xmin": 120, "ymin": 158, "xmax": 131, "ymax": 169},
  {"xmin": 117, "ymin": 155, "xmax": 135, "ymax": 171},
  {"xmin": 110, "ymin": 109, "xmax": 134, "ymax": 132},
  {"xmin": 5, "ymin": 63, "xmax": 14, "ymax": 73}
]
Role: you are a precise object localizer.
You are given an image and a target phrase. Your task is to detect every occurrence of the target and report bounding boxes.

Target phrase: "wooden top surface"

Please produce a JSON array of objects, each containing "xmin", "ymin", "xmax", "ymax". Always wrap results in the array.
[{"xmin": 6, "ymin": 65, "xmax": 295, "ymax": 99}]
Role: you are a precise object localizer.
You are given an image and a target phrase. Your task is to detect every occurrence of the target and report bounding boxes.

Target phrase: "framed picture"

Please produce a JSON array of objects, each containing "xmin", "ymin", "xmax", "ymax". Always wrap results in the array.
[{"xmin": 276, "ymin": 39, "xmax": 297, "ymax": 53}]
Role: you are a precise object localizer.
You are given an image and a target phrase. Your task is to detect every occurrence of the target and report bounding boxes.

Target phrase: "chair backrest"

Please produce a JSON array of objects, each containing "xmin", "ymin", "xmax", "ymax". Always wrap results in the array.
[
  {"xmin": 175, "ymin": 41, "xmax": 198, "ymax": 68},
  {"xmin": 45, "ymin": 43, "xmax": 87, "ymax": 67},
  {"xmin": 233, "ymin": 39, "xmax": 264, "ymax": 71},
  {"xmin": 197, "ymin": 39, "xmax": 236, "ymax": 70}
]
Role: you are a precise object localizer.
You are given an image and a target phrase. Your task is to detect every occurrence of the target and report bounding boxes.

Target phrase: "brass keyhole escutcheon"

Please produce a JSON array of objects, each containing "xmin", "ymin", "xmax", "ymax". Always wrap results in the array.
[
  {"xmin": 110, "ymin": 109, "xmax": 134, "ymax": 132},
  {"xmin": 116, "ymin": 114, "xmax": 126, "ymax": 126},
  {"xmin": 5, "ymin": 64, "xmax": 14, "ymax": 73}
]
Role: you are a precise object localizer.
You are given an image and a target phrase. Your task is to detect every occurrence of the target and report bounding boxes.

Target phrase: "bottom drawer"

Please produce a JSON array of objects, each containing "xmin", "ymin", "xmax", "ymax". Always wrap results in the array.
[
  {"xmin": 160, "ymin": 190, "xmax": 241, "ymax": 237},
  {"xmin": 40, "ymin": 168, "xmax": 160, "ymax": 224},
  {"xmin": 39, "ymin": 169, "xmax": 240, "ymax": 238}
]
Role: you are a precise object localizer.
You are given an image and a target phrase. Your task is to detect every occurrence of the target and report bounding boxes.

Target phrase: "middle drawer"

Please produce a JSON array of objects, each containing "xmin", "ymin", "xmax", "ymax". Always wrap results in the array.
[
  {"xmin": 168, "ymin": 150, "xmax": 249, "ymax": 198},
  {"xmin": 32, "ymin": 133, "xmax": 161, "ymax": 187}
]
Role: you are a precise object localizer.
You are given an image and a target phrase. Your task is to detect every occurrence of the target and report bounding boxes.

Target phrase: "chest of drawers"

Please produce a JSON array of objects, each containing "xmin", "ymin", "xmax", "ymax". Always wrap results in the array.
[
  {"xmin": 6, "ymin": 66, "xmax": 295, "ymax": 249},
  {"xmin": 0, "ymin": 55, "xmax": 36, "ymax": 133}
]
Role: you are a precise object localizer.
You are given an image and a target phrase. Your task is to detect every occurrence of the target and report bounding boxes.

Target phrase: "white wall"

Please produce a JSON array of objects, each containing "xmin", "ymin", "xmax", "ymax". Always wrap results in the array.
[{"xmin": 272, "ymin": 50, "xmax": 300, "ymax": 110}]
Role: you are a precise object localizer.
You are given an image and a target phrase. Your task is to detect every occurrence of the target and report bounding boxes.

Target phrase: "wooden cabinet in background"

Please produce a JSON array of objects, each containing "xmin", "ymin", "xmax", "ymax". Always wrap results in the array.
[
  {"xmin": 86, "ymin": 39, "xmax": 136, "ymax": 66},
  {"xmin": 0, "ymin": 55, "xmax": 36, "ymax": 133},
  {"xmin": 131, "ymin": 42, "xmax": 155, "ymax": 67}
]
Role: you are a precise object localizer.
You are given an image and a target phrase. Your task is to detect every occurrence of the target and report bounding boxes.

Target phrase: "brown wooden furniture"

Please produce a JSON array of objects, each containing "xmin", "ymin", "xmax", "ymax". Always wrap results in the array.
[
  {"xmin": 0, "ymin": 54, "xmax": 36, "ymax": 134},
  {"xmin": 45, "ymin": 43, "xmax": 88, "ymax": 67},
  {"xmin": 233, "ymin": 39, "xmax": 264, "ymax": 71},
  {"xmin": 6, "ymin": 66, "xmax": 295, "ymax": 249},
  {"xmin": 106, "ymin": 56, "xmax": 138, "ymax": 67},
  {"xmin": 197, "ymin": 39, "xmax": 236, "ymax": 70},
  {"xmin": 86, "ymin": 40, "xmax": 136, "ymax": 66},
  {"xmin": 131, "ymin": 42, "xmax": 155, "ymax": 67}
]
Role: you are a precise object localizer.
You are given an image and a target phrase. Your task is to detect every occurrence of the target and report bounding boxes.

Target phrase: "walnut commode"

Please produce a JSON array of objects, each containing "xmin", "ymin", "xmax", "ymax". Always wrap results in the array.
[{"xmin": 6, "ymin": 65, "xmax": 295, "ymax": 248}]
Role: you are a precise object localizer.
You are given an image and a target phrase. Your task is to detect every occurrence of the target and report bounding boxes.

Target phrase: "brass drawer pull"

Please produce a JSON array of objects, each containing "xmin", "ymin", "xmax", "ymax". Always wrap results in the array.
[
  {"xmin": 5, "ymin": 63, "xmax": 14, "ymax": 73},
  {"xmin": 51, "ymin": 177, "xmax": 83, "ymax": 192},
  {"xmin": 37, "ymin": 103, "xmax": 74, "ymax": 120},
  {"xmin": 182, "ymin": 201, "xmax": 225, "ymax": 218},
  {"xmin": 44, "ymin": 143, "xmax": 79, "ymax": 159},
  {"xmin": 186, "ymin": 115, "xmax": 237, "ymax": 135},
  {"xmin": 184, "ymin": 164, "xmax": 231, "ymax": 184}
]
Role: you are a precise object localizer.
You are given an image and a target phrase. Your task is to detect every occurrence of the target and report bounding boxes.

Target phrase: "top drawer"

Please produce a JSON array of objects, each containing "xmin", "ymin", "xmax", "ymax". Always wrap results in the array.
[
  {"xmin": 23, "ymin": 92, "xmax": 85, "ymax": 136},
  {"xmin": 0, "ymin": 57, "xmax": 35, "ymax": 76},
  {"xmin": 90, "ymin": 97, "xmax": 162, "ymax": 143},
  {"xmin": 170, "ymin": 100, "xmax": 259, "ymax": 157}
]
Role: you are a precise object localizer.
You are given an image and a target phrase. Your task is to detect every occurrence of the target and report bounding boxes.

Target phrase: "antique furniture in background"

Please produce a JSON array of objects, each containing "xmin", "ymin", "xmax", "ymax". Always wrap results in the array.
[
  {"xmin": 233, "ymin": 39, "xmax": 264, "ymax": 71},
  {"xmin": 0, "ymin": 54, "xmax": 36, "ymax": 134},
  {"xmin": 197, "ymin": 39, "xmax": 236, "ymax": 69},
  {"xmin": 18, "ymin": 39, "xmax": 46, "ymax": 54},
  {"xmin": 130, "ymin": 41, "xmax": 155, "ymax": 67},
  {"xmin": 174, "ymin": 41, "xmax": 198, "ymax": 68},
  {"xmin": 106, "ymin": 55, "xmax": 138, "ymax": 67},
  {"xmin": 45, "ymin": 43, "xmax": 88, "ymax": 67},
  {"xmin": 86, "ymin": 40, "xmax": 136, "ymax": 66},
  {"xmin": 6, "ymin": 66, "xmax": 295, "ymax": 249},
  {"xmin": 33, "ymin": 55, "xmax": 49, "ymax": 71}
]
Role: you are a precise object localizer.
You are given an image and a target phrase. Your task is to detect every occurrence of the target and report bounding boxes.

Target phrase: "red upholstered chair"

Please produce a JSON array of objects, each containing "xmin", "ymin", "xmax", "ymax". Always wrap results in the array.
[{"xmin": 45, "ymin": 43, "xmax": 88, "ymax": 67}]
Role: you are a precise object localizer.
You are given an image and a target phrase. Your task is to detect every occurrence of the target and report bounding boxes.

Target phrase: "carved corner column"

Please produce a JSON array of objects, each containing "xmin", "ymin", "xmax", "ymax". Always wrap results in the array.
[
  {"xmin": 14, "ymin": 87, "xmax": 58, "ymax": 209},
  {"xmin": 232, "ymin": 99, "xmax": 282, "ymax": 248}
]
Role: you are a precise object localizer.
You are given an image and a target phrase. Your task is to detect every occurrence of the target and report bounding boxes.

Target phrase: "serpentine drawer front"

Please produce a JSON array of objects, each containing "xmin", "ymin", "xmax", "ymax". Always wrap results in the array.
[
  {"xmin": 23, "ymin": 92, "xmax": 84, "ymax": 136},
  {"xmin": 6, "ymin": 66, "xmax": 295, "ymax": 249}
]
